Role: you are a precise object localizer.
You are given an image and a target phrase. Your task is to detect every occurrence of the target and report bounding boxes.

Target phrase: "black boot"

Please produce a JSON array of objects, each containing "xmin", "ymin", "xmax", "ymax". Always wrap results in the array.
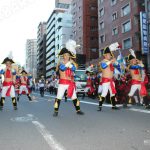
[
  {"xmin": 97, "ymin": 96, "xmax": 105, "ymax": 111},
  {"xmin": 27, "ymin": 94, "xmax": 32, "ymax": 101},
  {"xmin": 64, "ymin": 91, "xmax": 67, "ymax": 102},
  {"xmin": 65, "ymin": 96, "xmax": 67, "ymax": 102},
  {"xmin": 73, "ymin": 99, "xmax": 84, "ymax": 115},
  {"xmin": 17, "ymin": 94, "xmax": 21, "ymax": 102},
  {"xmin": 0, "ymin": 97, "xmax": 5, "ymax": 110},
  {"xmin": 53, "ymin": 99, "xmax": 61, "ymax": 117},
  {"xmin": 12, "ymin": 97, "xmax": 17, "ymax": 110},
  {"xmin": 143, "ymin": 96, "xmax": 150, "ymax": 109},
  {"xmin": 128, "ymin": 96, "xmax": 133, "ymax": 104},
  {"xmin": 111, "ymin": 96, "xmax": 119, "ymax": 110}
]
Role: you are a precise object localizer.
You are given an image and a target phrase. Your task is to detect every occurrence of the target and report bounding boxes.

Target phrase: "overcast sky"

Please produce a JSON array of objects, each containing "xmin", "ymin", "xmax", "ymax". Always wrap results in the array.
[{"xmin": 0, "ymin": 0, "xmax": 55, "ymax": 66}]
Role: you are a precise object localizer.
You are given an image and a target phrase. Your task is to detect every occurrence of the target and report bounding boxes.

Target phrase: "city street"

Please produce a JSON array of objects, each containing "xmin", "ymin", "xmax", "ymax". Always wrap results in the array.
[{"xmin": 0, "ymin": 92, "xmax": 150, "ymax": 150}]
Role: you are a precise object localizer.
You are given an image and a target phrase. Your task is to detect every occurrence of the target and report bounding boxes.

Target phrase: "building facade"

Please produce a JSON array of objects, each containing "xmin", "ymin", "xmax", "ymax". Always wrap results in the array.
[
  {"xmin": 98, "ymin": 0, "xmax": 146, "ymax": 61},
  {"xmin": 37, "ymin": 22, "xmax": 47, "ymax": 79},
  {"xmin": 46, "ymin": 7, "xmax": 72, "ymax": 79},
  {"xmin": 145, "ymin": 0, "xmax": 150, "ymax": 72},
  {"xmin": 71, "ymin": 0, "xmax": 99, "ymax": 65},
  {"xmin": 55, "ymin": 0, "xmax": 71, "ymax": 8},
  {"xmin": 26, "ymin": 39, "xmax": 37, "ymax": 78}
]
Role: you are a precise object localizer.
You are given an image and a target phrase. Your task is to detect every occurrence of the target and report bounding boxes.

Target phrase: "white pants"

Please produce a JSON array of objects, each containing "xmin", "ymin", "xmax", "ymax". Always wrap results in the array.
[
  {"xmin": 19, "ymin": 85, "xmax": 29, "ymax": 94},
  {"xmin": 98, "ymin": 85, "xmax": 102, "ymax": 94},
  {"xmin": 57, "ymin": 84, "xmax": 77, "ymax": 100},
  {"xmin": 85, "ymin": 87, "xmax": 90, "ymax": 93},
  {"xmin": 101, "ymin": 82, "xmax": 115, "ymax": 97},
  {"xmin": 128, "ymin": 84, "xmax": 141, "ymax": 97},
  {"xmin": 1, "ymin": 85, "xmax": 15, "ymax": 97}
]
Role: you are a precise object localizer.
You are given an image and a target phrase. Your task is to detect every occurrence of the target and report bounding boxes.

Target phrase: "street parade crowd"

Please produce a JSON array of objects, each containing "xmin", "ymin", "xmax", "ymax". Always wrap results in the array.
[{"xmin": 0, "ymin": 40, "xmax": 150, "ymax": 117}]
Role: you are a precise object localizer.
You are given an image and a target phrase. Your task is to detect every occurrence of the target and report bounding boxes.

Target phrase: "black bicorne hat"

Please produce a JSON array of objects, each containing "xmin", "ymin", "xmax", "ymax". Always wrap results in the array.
[
  {"xmin": 2, "ymin": 57, "xmax": 14, "ymax": 64},
  {"xmin": 103, "ymin": 47, "xmax": 113, "ymax": 57},
  {"xmin": 128, "ymin": 54, "xmax": 136, "ymax": 62},
  {"xmin": 58, "ymin": 48, "xmax": 75, "ymax": 58},
  {"xmin": 21, "ymin": 70, "xmax": 28, "ymax": 74}
]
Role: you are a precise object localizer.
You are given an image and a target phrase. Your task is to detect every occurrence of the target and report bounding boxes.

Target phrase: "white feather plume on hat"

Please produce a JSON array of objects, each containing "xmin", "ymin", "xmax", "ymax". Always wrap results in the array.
[
  {"xmin": 129, "ymin": 49, "xmax": 136, "ymax": 58},
  {"xmin": 109, "ymin": 42, "xmax": 120, "ymax": 51},
  {"xmin": 66, "ymin": 39, "xmax": 78, "ymax": 56}
]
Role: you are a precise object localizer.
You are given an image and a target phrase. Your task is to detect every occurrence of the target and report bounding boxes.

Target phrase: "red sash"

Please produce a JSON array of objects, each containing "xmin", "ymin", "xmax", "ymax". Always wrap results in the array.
[
  {"xmin": 3, "ymin": 81, "xmax": 13, "ymax": 96},
  {"xmin": 110, "ymin": 64, "xmax": 114, "ymax": 72},
  {"xmin": 102, "ymin": 77, "xmax": 116, "ymax": 94},
  {"xmin": 65, "ymin": 68, "xmax": 73, "ymax": 77},
  {"xmin": 131, "ymin": 79, "xmax": 147, "ymax": 96},
  {"xmin": 5, "ymin": 69, "xmax": 12, "ymax": 78},
  {"xmin": 59, "ymin": 79, "xmax": 76, "ymax": 98},
  {"xmin": 134, "ymin": 69, "xmax": 139, "ymax": 75}
]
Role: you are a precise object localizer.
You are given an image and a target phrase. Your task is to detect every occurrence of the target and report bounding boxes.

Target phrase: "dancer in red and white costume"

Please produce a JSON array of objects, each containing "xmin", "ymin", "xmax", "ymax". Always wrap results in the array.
[
  {"xmin": 98, "ymin": 45, "xmax": 120, "ymax": 111},
  {"xmin": 0, "ymin": 57, "xmax": 17, "ymax": 110},
  {"xmin": 17, "ymin": 70, "xmax": 32, "ymax": 101},
  {"xmin": 53, "ymin": 40, "xmax": 84, "ymax": 117},
  {"xmin": 127, "ymin": 53, "xmax": 150, "ymax": 109}
]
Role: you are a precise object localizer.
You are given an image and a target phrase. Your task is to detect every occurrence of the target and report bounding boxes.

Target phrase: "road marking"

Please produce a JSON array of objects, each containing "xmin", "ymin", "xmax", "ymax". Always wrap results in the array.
[
  {"xmin": 80, "ymin": 100, "xmax": 122, "ymax": 107},
  {"xmin": 32, "ymin": 121, "xmax": 65, "ymax": 150},
  {"xmin": 11, "ymin": 114, "xmax": 37, "ymax": 122},
  {"xmin": 129, "ymin": 108, "xmax": 150, "ymax": 114},
  {"xmin": 144, "ymin": 139, "xmax": 150, "ymax": 146},
  {"xmin": 11, "ymin": 114, "xmax": 65, "ymax": 150},
  {"xmin": 33, "ymin": 93, "xmax": 150, "ymax": 114}
]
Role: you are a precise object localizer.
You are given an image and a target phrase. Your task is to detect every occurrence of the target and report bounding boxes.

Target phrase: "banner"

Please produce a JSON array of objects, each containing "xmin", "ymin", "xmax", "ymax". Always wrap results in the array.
[{"xmin": 140, "ymin": 12, "xmax": 149, "ymax": 54}]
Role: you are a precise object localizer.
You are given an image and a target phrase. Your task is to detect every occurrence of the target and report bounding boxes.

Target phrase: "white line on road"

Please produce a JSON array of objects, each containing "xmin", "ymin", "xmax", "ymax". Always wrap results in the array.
[
  {"xmin": 79, "ymin": 100, "xmax": 123, "ymax": 107},
  {"xmin": 129, "ymin": 108, "xmax": 150, "ymax": 114},
  {"xmin": 33, "ymin": 93, "xmax": 150, "ymax": 114},
  {"xmin": 32, "ymin": 121, "xmax": 65, "ymax": 150}
]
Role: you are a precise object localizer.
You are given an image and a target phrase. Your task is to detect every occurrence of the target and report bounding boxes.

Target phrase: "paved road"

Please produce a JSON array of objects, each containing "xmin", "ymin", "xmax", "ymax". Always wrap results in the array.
[{"xmin": 0, "ymin": 92, "xmax": 150, "ymax": 150}]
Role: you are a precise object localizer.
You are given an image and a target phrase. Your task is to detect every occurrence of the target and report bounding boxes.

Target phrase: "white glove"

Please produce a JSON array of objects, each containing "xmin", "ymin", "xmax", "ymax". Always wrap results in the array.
[{"xmin": 65, "ymin": 61, "xmax": 71, "ymax": 68}]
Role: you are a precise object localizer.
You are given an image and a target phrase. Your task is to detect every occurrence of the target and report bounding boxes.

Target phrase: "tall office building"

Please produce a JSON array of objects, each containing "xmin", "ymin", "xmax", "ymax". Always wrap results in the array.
[
  {"xmin": 26, "ymin": 39, "xmax": 37, "ymax": 78},
  {"xmin": 71, "ymin": 0, "xmax": 99, "ymax": 65},
  {"xmin": 55, "ymin": 0, "xmax": 71, "ymax": 8},
  {"xmin": 37, "ymin": 22, "xmax": 47, "ymax": 79},
  {"xmin": 46, "ymin": 0, "xmax": 72, "ymax": 79}
]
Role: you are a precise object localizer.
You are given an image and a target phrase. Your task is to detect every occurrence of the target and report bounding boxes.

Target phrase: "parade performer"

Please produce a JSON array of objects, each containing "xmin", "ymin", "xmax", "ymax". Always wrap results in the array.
[
  {"xmin": 0, "ymin": 57, "xmax": 17, "ymax": 110},
  {"xmin": 98, "ymin": 43, "xmax": 120, "ymax": 111},
  {"xmin": 127, "ymin": 50, "xmax": 150, "ymax": 109},
  {"xmin": 85, "ymin": 65, "xmax": 95, "ymax": 98},
  {"xmin": 17, "ymin": 70, "xmax": 32, "ymax": 101},
  {"xmin": 53, "ymin": 40, "xmax": 84, "ymax": 117}
]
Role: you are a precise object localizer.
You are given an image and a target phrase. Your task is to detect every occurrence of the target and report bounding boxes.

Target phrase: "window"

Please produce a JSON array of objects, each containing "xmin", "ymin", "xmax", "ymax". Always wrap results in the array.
[
  {"xmin": 123, "ymin": 38, "xmax": 132, "ymax": 49},
  {"xmin": 57, "ymin": 44, "xmax": 59, "ymax": 50},
  {"xmin": 100, "ymin": 35, "xmax": 105, "ymax": 43},
  {"xmin": 112, "ymin": 27, "xmax": 118, "ymax": 35},
  {"xmin": 111, "ymin": 0, "xmax": 117, "ymax": 6},
  {"xmin": 99, "ymin": 0, "xmax": 103, "ymax": 4},
  {"xmin": 90, "ymin": 6, "xmax": 96, "ymax": 10},
  {"xmin": 122, "ymin": 4, "xmax": 130, "ymax": 17},
  {"xmin": 99, "ymin": 8, "xmax": 104, "ymax": 17},
  {"xmin": 99, "ymin": 21, "xmax": 104, "ymax": 30},
  {"xmin": 91, "ymin": 48, "xmax": 97, "ymax": 52},
  {"xmin": 90, "ymin": 37, "xmax": 98, "ymax": 41},
  {"xmin": 90, "ymin": 26, "xmax": 97, "ymax": 31},
  {"xmin": 91, "ymin": 16, "xmax": 97, "ymax": 21},
  {"xmin": 122, "ymin": 20, "xmax": 131, "ymax": 33},
  {"xmin": 112, "ymin": 12, "xmax": 117, "ymax": 21}
]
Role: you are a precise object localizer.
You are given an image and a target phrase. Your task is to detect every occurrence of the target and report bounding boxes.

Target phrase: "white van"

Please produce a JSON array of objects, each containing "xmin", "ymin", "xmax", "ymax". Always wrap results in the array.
[{"xmin": 74, "ymin": 69, "xmax": 87, "ymax": 96}]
